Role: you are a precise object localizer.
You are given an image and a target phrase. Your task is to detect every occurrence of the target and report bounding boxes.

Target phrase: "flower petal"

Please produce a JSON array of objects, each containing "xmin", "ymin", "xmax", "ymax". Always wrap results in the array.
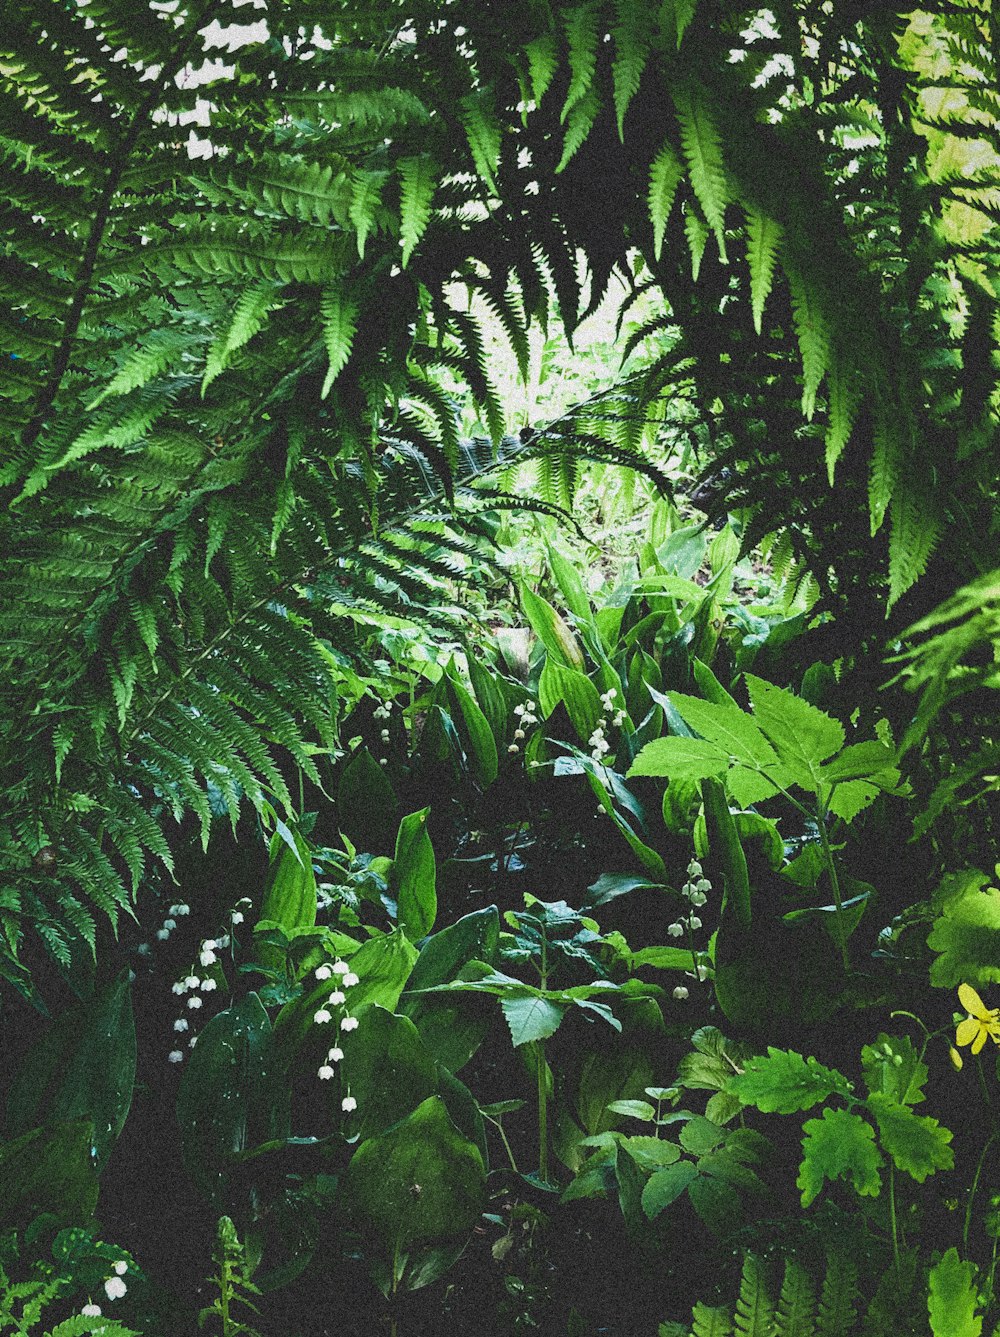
[
  {"xmin": 959, "ymin": 982, "xmax": 994, "ymax": 1020},
  {"xmin": 972, "ymin": 1026, "xmax": 988, "ymax": 1055},
  {"xmin": 956, "ymin": 1017, "xmax": 981, "ymax": 1048}
]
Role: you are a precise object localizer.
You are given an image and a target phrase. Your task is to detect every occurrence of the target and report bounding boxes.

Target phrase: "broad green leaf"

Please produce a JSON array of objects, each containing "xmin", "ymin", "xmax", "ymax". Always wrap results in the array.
[
  {"xmin": 392, "ymin": 809, "xmax": 437, "ymax": 941},
  {"xmin": 619, "ymin": 1135, "xmax": 682, "ymax": 1170},
  {"xmin": 585, "ymin": 873, "xmax": 661, "ymax": 905},
  {"xmin": 539, "ymin": 658, "xmax": 602, "ymax": 743},
  {"xmin": 927, "ymin": 883, "xmax": 1000, "ymax": 987},
  {"xmin": 402, "ymin": 907, "xmax": 500, "ymax": 1072},
  {"xmin": 860, "ymin": 1033, "xmax": 927, "ymax": 1105},
  {"xmin": 545, "ymin": 540, "xmax": 593, "ymax": 625},
  {"xmin": 176, "ymin": 994, "xmax": 277, "ymax": 1205},
  {"xmin": 628, "ymin": 736, "xmax": 729, "ymax": 780},
  {"xmin": 820, "ymin": 740, "xmax": 899, "ymax": 783},
  {"xmin": 446, "ymin": 671, "xmax": 499, "ymax": 786},
  {"xmin": 867, "ymin": 1093, "xmax": 953, "ymax": 1183},
  {"xmin": 467, "ymin": 654, "xmax": 509, "ymax": 750},
  {"xmin": 689, "ymin": 1172, "xmax": 741, "ymax": 1235},
  {"xmin": 726, "ymin": 765, "xmax": 782, "ymax": 808},
  {"xmin": 501, "ymin": 993, "xmax": 567, "ymax": 1046},
  {"xmin": 679, "ymin": 1116, "xmax": 725, "ymax": 1156},
  {"xmin": 0, "ymin": 1119, "xmax": 99, "ymax": 1229},
  {"xmin": 6, "ymin": 973, "xmax": 136, "ymax": 1173},
  {"xmin": 641, "ymin": 1160, "xmax": 698, "ymax": 1218},
  {"xmin": 745, "ymin": 675, "xmax": 845, "ymax": 792},
  {"xmin": 337, "ymin": 749, "xmax": 398, "ymax": 853},
  {"xmin": 343, "ymin": 1095, "xmax": 486, "ymax": 1295},
  {"xmin": 826, "ymin": 779, "xmax": 880, "ymax": 822},
  {"xmin": 928, "ymin": 1248, "xmax": 982, "ymax": 1337},
  {"xmin": 729, "ymin": 1048, "xmax": 853, "ymax": 1114},
  {"xmin": 668, "ymin": 692, "xmax": 778, "ymax": 768},
  {"xmin": 340, "ymin": 1004, "xmax": 438, "ymax": 1141},
  {"xmin": 576, "ymin": 1048, "xmax": 655, "ymax": 1137},
  {"xmin": 520, "ymin": 584, "xmax": 586, "ymax": 669},
  {"xmin": 797, "ymin": 1107, "xmax": 882, "ymax": 1207},
  {"xmin": 257, "ymin": 825, "xmax": 316, "ymax": 971},
  {"xmin": 606, "ymin": 1099, "xmax": 657, "ymax": 1122}
]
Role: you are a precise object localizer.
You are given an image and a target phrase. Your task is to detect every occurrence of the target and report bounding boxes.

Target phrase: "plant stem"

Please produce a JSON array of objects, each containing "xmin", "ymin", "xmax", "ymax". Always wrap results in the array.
[
  {"xmin": 888, "ymin": 1164, "xmax": 900, "ymax": 1275},
  {"xmin": 537, "ymin": 1042, "xmax": 549, "ymax": 1184},
  {"xmin": 815, "ymin": 799, "xmax": 849, "ymax": 971},
  {"xmin": 965, "ymin": 1132, "xmax": 998, "ymax": 1253}
]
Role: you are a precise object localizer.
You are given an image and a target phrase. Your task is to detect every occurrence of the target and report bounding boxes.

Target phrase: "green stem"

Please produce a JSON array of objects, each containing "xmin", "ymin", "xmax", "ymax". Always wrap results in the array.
[
  {"xmin": 537, "ymin": 1041, "xmax": 549, "ymax": 1184},
  {"xmin": 888, "ymin": 1164, "xmax": 900, "ymax": 1276},
  {"xmin": 965, "ymin": 1133, "xmax": 998, "ymax": 1253},
  {"xmin": 815, "ymin": 799, "xmax": 849, "ymax": 971},
  {"xmin": 485, "ymin": 1115, "xmax": 520, "ymax": 1174}
]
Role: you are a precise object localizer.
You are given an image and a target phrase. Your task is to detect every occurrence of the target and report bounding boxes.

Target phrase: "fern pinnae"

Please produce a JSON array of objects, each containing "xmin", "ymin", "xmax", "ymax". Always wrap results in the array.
[
  {"xmin": 814, "ymin": 1252, "xmax": 857, "ymax": 1337},
  {"xmin": 397, "ymin": 154, "xmax": 437, "ymax": 267},
  {"xmin": 202, "ymin": 281, "xmax": 281, "ymax": 395},
  {"xmin": 673, "ymin": 83, "xmax": 730, "ymax": 261},
  {"xmin": 692, "ymin": 1301, "xmax": 735, "ymax": 1336},
  {"xmin": 774, "ymin": 1258, "xmax": 816, "ymax": 1337},
  {"xmin": 611, "ymin": 0, "xmax": 652, "ymax": 139},
  {"xmin": 459, "ymin": 89, "xmax": 502, "ymax": 195},
  {"xmin": 648, "ymin": 140, "xmax": 684, "ymax": 261},
  {"xmin": 561, "ymin": 3, "xmax": 602, "ymax": 123},
  {"xmin": 319, "ymin": 284, "xmax": 360, "ymax": 398},
  {"xmin": 784, "ymin": 261, "xmax": 831, "ymax": 420},
  {"xmin": 744, "ymin": 206, "xmax": 783, "ymax": 336},
  {"xmin": 733, "ymin": 1254, "xmax": 776, "ymax": 1337}
]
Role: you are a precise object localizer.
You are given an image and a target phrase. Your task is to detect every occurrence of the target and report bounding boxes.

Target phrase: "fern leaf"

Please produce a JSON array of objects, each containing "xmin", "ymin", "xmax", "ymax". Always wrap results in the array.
[
  {"xmin": 524, "ymin": 33, "xmax": 559, "ymax": 105},
  {"xmin": 562, "ymin": 3, "xmax": 601, "ymax": 123},
  {"xmin": 815, "ymin": 1252, "xmax": 858, "ymax": 1337},
  {"xmin": 889, "ymin": 487, "xmax": 941, "ymax": 609},
  {"xmin": 320, "ymin": 284, "xmax": 360, "ymax": 398},
  {"xmin": 88, "ymin": 328, "xmax": 188, "ymax": 408},
  {"xmin": 685, "ymin": 209, "xmax": 711, "ymax": 281},
  {"xmin": 460, "ymin": 90, "xmax": 502, "ymax": 194},
  {"xmin": 611, "ymin": 0, "xmax": 652, "ymax": 139},
  {"xmin": 824, "ymin": 353, "xmax": 863, "ymax": 483},
  {"xmin": 398, "ymin": 155, "xmax": 437, "ymax": 267},
  {"xmin": 673, "ymin": 84, "xmax": 729, "ymax": 261},
  {"xmin": 733, "ymin": 1254, "xmax": 775, "ymax": 1337},
  {"xmin": 868, "ymin": 414, "xmax": 901, "ymax": 536},
  {"xmin": 649, "ymin": 141, "xmax": 684, "ymax": 261},
  {"xmin": 692, "ymin": 1302, "xmax": 735, "ymax": 1336},
  {"xmin": 557, "ymin": 86, "xmax": 601, "ymax": 173},
  {"xmin": 785, "ymin": 263, "xmax": 830, "ymax": 419},
  {"xmin": 202, "ymin": 282, "xmax": 281, "ymax": 394},
  {"xmin": 744, "ymin": 206, "xmax": 783, "ymax": 336},
  {"xmin": 775, "ymin": 1258, "xmax": 816, "ymax": 1337},
  {"xmin": 349, "ymin": 167, "xmax": 390, "ymax": 260}
]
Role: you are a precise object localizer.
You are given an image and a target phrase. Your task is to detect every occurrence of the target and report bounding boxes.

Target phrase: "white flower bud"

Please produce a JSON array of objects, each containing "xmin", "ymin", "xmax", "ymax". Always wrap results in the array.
[
  {"xmin": 341, "ymin": 1015, "xmax": 359, "ymax": 1032},
  {"xmin": 162, "ymin": 918, "xmax": 177, "ymax": 931},
  {"xmin": 104, "ymin": 1277, "xmax": 127, "ymax": 1301},
  {"xmin": 156, "ymin": 929, "xmax": 170, "ymax": 941},
  {"xmin": 173, "ymin": 1018, "xmax": 189, "ymax": 1032},
  {"xmin": 200, "ymin": 978, "xmax": 217, "ymax": 991},
  {"xmin": 137, "ymin": 944, "xmax": 151, "ymax": 956},
  {"xmin": 696, "ymin": 878, "xmax": 711, "ymax": 892},
  {"xmin": 328, "ymin": 990, "xmax": 346, "ymax": 1006},
  {"xmin": 172, "ymin": 981, "xmax": 188, "ymax": 995},
  {"xmin": 667, "ymin": 922, "xmax": 684, "ymax": 938},
  {"xmin": 379, "ymin": 757, "xmax": 388, "ymax": 766},
  {"xmin": 508, "ymin": 744, "xmax": 519, "ymax": 754},
  {"xmin": 199, "ymin": 950, "xmax": 217, "ymax": 968},
  {"xmin": 688, "ymin": 916, "xmax": 702, "ymax": 931},
  {"xmin": 81, "ymin": 1303, "xmax": 102, "ymax": 1317},
  {"xmin": 317, "ymin": 1065, "xmax": 335, "ymax": 1080},
  {"xmin": 187, "ymin": 996, "xmax": 203, "ymax": 1010},
  {"xmin": 380, "ymin": 729, "xmax": 390, "ymax": 742},
  {"xmin": 315, "ymin": 965, "xmax": 333, "ymax": 980},
  {"xmin": 341, "ymin": 1095, "xmax": 357, "ymax": 1112},
  {"xmin": 231, "ymin": 911, "xmax": 244, "ymax": 925},
  {"xmin": 513, "ymin": 704, "xmax": 525, "ymax": 717},
  {"xmin": 168, "ymin": 1050, "xmax": 184, "ymax": 1063},
  {"xmin": 327, "ymin": 1046, "xmax": 344, "ymax": 1062},
  {"xmin": 687, "ymin": 860, "xmax": 703, "ymax": 877},
  {"xmin": 343, "ymin": 972, "xmax": 359, "ymax": 988},
  {"xmin": 514, "ymin": 728, "xmax": 526, "ymax": 740},
  {"xmin": 672, "ymin": 986, "xmax": 690, "ymax": 1001},
  {"xmin": 113, "ymin": 1262, "xmax": 128, "ymax": 1277},
  {"xmin": 314, "ymin": 1008, "xmax": 332, "ymax": 1024},
  {"xmin": 185, "ymin": 975, "xmax": 199, "ymax": 989}
]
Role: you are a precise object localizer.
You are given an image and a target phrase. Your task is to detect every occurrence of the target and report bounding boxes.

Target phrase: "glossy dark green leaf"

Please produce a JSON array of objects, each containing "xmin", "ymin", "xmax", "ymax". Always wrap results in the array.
[
  {"xmin": 392, "ymin": 808, "xmax": 437, "ymax": 941},
  {"xmin": 343, "ymin": 1095, "xmax": 486, "ymax": 1294},
  {"xmin": 340, "ymin": 1004, "xmax": 438, "ymax": 1141},
  {"xmin": 402, "ymin": 907, "xmax": 500, "ymax": 1072},
  {"xmin": 175, "ymin": 993, "xmax": 275, "ymax": 1205},
  {"xmin": 6, "ymin": 973, "xmax": 136, "ymax": 1172},
  {"xmin": 337, "ymin": 749, "xmax": 399, "ymax": 852},
  {"xmin": 0, "ymin": 1120, "xmax": 98, "ymax": 1229}
]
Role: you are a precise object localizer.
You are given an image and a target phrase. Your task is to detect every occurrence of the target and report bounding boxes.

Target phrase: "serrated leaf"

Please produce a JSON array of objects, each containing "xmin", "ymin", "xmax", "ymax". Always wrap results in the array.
[
  {"xmin": 867, "ymin": 1093, "xmax": 953, "ymax": 1183},
  {"xmin": 797, "ymin": 1107, "xmax": 882, "ymax": 1208},
  {"xmin": 927, "ymin": 1248, "xmax": 982, "ymax": 1337},
  {"xmin": 398, "ymin": 156, "xmax": 437, "ymax": 267},
  {"xmin": 745, "ymin": 206, "xmax": 783, "ymax": 336},
  {"xmin": 860, "ymin": 1033, "xmax": 927, "ymax": 1105},
  {"xmin": 673, "ymin": 84, "xmax": 728, "ymax": 260},
  {"xmin": 628, "ymin": 735, "xmax": 729, "ymax": 780},
  {"xmin": 648, "ymin": 141, "xmax": 684, "ymax": 261},
  {"xmin": 927, "ymin": 883, "xmax": 1000, "ymax": 987},
  {"xmin": 641, "ymin": 1159, "xmax": 698, "ymax": 1218},
  {"xmin": 668, "ymin": 692, "xmax": 778, "ymax": 768},
  {"xmin": 744, "ymin": 676, "xmax": 845, "ymax": 793},
  {"xmin": 729, "ymin": 1048, "xmax": 853, "ymax": 1115},
  {"xmin": 501, "ymin": 993, "xmax": 567, "ymax": 1046}
]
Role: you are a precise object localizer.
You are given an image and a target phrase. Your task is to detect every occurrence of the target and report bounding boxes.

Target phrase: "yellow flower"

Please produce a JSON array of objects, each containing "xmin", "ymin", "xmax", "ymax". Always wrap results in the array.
[
  {"xmin": 949, "ymin": 1045, "xmax": 963, "ymax": 1071},
  {"xmin": 955, "ymin": 983, "xmax": 1000, "ymax": 1055}
]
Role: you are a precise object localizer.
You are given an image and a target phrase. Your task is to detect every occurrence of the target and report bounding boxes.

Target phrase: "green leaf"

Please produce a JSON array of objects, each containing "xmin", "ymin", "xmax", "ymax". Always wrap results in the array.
[
  {"xmin": 731, "ymin": 1253, "xmax": 774, "ymax": 1334},
  {"xmin": 501, "ymin": 993, "xmax": 568, "ymax": 1046},
  {"xmin": 744, "ymin": 675, "xmax": 845, "ymax": 792},
  {"xmin": 337, "ymin": 749, "xmax": 399, "ymax": 853},
  {"xmin": 628, "ymin": 735, "xmax": 729, "ymax": 780},
  {"xmin": 343, "ymin": 1095, "xmax": 486, "ymax": 1295},
  {"xmin": 6, "ymin": 973, "xmax": 136, "ymax": 1173},
  {"xmin": 673, "ymin": 83, "xmax": 729, "ymax": 260},
  {"xmin": 927, "ymin": 882, "xmax": 1000, "ymax": 987},
  {"xmin": 745, "ymin": 206, "xmax": 783, "ymax": 336},
  {"xmin": 679, "ymin": 1115, "xmax": 725, "ymax": 1156},
  {"xmin": 0, "ymin": 1120, "xmax": 99, "ymax": 1229},
  {"xmin": 319, "ymin": 284, "xmax": 359, "ymax": 397},
  {"xmin": 257, "ymin": 826, "xmax": 316, "ymax": 971},
  {"xmin": 668, "ymin": 692, "xmax": 778, "ymax": 768},
  {"xmin": 520, "ymin": 584, "xmax": 586, "ymax": 669},
  {"xmin": 648, "ymin": 141, "xmax": 684, "ymax": 261},
  {"xmin": 729, "ymin": 1048, "xmax": 853, "ymax": 1115},
  {"xmin": 340, "ymin": 1005, "xmax": 438, "ymax": 1141},
  {"xmin": 562, "ymin": 3, "xmax": 601, "ymax": 122},
  {"xmin": 641, "ymin": 1160, "xmax": 698, "ymax": 1218},
  {"xmin": 176, "ymin": 994, "xmax": 278, "ymax": 1206},
  {"xmin": 690, "ymin": 1303, "xmax": 734, "ymax": 1337},
  {"xmin": 927, "ymin": 1248, "xmax": 982, "ymax": 1337},
  {"xmin": 402, "ymin": 907, "xmax": 500, "ymax": 1072},
  {"xmin": 606, "ymin": 1099, "xmax": 657, "ymax": 1122},
  {"xmin": 459, "ymin": 90, "xmax": 501, "ymax": 193},
  {"xmin": 398, "ymin": 155, "xmax": 437, "ymax": 267},
  {"xmin": 867, "ymin": 1093, "xmax": 953, "ymax": 1183},
  {"xmin": 860, "ymin": 1033, "xmax": 927, "ymax": 1105},
  {"xmin": 797, "ymin": 1107, "xmax": 882, "ymax": 1208},
  {"xmin": 446, "ymin": 670, "xmax": 499, "ymax": 787},
  {"xmin": 392, "ymin": 809, "xmax": 437, "ymax": 941},
  {"xmin": 774, "ymin": 1256, "xmax": 815, "ymax": 1337},
  {"xmin": 538, "ymin": 658, "xmax": 602, "ymax": 743}
]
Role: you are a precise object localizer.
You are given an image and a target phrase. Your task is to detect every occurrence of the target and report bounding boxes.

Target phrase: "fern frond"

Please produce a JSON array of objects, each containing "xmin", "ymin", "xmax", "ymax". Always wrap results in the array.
[
  {"xmin": 562, "ymin": 3, "xmax": 602, "ymax": 123},
  {"xmin": 398, "ymin": 155, "xmax": 437, "ymax": 267},
  {"xmin": 774, "ymin": 1257, "xmax": 816, "ymax": 1337},
  {"xmin": 673, "ymin": 83, "xmax": 729, "ymax": 261},
  {"xmin": 785, "ymin": 262, "xmax": 831, "ymax": 419},
  {"xmin": 320, "ymin": 285, "xmax": 361, "ymax": 398},
  {"xmin": 814, "ymin": 1252, "xmax": 857, "ymax": 1337},
  {"xmin": 649, "ymin": 141, "xmax": 685, "ymax": 261},
  {"xmin": 733, "ymin": 1254, "xmax": 775, "ymax": 1337},
  {"xmin": 744, "ymin": 206, "xmax": 783, "ymax": 336}
]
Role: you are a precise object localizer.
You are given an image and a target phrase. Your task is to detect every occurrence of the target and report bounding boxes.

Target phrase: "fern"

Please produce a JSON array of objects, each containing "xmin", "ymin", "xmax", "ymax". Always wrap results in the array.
[
  {"xmin": 785, "ymin": 263, "xmax": 831, "ymax": 420},
  {"xmin": 460, "ymin": 89, "xmax": 502, "ymax": 194},
  {"xmin": 319, "ymin": 284, "xmax": 361, "ymax": 398},
  {"xmin": 673, "ymin": 83, "xmax": 729, "ymax": 261},
  {"xmin": 649, "ymin": 141, "xmax": 685, "ymax": 261},
  {"xmin": 611, "ymin": 0, "xmax": 653, "ymax": 138},
  {"xmin": 733, "ymin": 1254, "xmax": 776, "ymax": 1337},
  {"xmin": 398, "ymin": 155, "xmax": 437, "ymax": 267},
  {"xmin": 774, "ymin": 1259, "xmax": 816, "ymax": 1337},
  {"xmin": 561, "ymin": 3, "xmax": 602, "ymax": 124},
  {"xmin": 692, "ymin": 1303, "xmax": 735, "ymax": 1337},
  {"xmin": 198, "ymin": 1217, "xmax": 262, "ymax": 1337},
  {"xmin": 814, "ymin": 1252, "xmax": 857, "ymax": 1337},
  {"xmin": 744, "ymin": 206, "xmax": 783, "ymax": 337}
]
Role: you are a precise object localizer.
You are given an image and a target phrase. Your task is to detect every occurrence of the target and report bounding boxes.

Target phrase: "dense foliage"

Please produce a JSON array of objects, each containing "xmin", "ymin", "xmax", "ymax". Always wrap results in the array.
[{"xmin": 2, "ymin": 0, "xmax": 1000, "ymax": 1334}]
